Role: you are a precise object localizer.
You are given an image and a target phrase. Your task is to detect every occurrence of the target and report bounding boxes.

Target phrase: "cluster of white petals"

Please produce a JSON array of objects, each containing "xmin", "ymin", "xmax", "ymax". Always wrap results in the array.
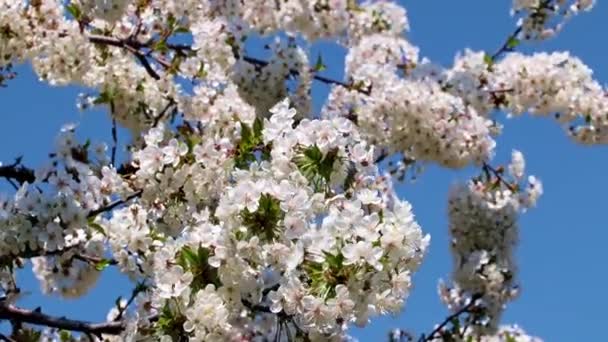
[
  {"xmin": 440, "ymin": 151, "xmax": 543, "ymax": 334},
  {"xmin": 429, "ymin": 324, "xmax": 542, "ymax": 342},
  {"xmin": 511, "ymin": 0, "xmax": 595, "ymax": 40},
  {"xmin": 0, "ymin": 126, "xmax": 131, "ymax": 296},
  {"xmin": 104, "ymin": 99, "xmax": 428, "ymax": 340}
]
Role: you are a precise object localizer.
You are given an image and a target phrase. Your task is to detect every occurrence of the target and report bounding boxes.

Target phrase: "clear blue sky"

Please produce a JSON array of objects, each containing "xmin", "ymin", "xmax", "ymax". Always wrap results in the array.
[{"xmin": 1, "ymin": 1, "xmax": 606, "ymax": 341}]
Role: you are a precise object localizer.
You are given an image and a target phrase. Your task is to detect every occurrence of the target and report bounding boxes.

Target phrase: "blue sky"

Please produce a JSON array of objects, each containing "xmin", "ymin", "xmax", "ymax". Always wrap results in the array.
[{"xmin": 0, "ymin": 1, "xmax": 607, "ymax": 341}]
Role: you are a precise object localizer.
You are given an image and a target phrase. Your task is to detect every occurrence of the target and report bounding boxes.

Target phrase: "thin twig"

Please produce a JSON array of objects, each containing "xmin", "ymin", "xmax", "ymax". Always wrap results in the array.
[
  {"xmin": 111, "ymin": 117, "xmax": 118, "ymax": 166},
  {"xmin": 482, "ymin": 162, "xmax": 516, "ymax": 192},
  {"xmin": 87, "ymin": 190, "xmax": 143, "ymax": 218},
  {"xmin": 0, "ymin": 158, "xmax": 35, "ymax": 185},
  {"xmin": 87, "ymin": 34, "xmax": 161, "ymax": 80},
  {"xmin": 153, "ymin": 98, "xmax": 177, "ymax": 127},
  {"xmin": 490, "ymin": 0, "xmax": 553, "ymax": 62},
  {"xmin": 113, "ymin": 282, "xmax": 148, "ymax": 322},
  {"xmin": 490, "ymin": 26, "xmax": 523, "ymax": 61},
  {"xmin": 242, "ymin": 55, "xmax": 369, "ymax": 94},
  {"xmin": 419, "ymin": 294, "xmax": 481, "ymax": 342}
]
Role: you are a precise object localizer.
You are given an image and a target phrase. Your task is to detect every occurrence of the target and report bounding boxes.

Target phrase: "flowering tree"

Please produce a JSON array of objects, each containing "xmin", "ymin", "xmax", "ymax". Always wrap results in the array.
[{"xmin": 0, "ymin": 0, "xmax": 600, "ymax": 341}]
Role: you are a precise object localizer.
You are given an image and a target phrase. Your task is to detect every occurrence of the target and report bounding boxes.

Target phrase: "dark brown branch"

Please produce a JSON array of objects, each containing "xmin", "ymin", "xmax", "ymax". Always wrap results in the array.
[
  {"xmin": 111, "ymin": 118, "xmax": 118, "ymax": 166},
  {"xmin": 87, "ymin": 34, "xmax": 162, "ymax": 80},
  {"xmin": 0, "ymin": 246, "xmax": 67, "ymax": 266},
  {"xmin": 0, "ymin": 304, "xmax": 125, "ymax": 336},
  {"xmin": 0, "ymin": 158, "xmax": 35, "ymax": 185},
  {"xmin": 418, "ymin": 294, "xmax": 481, "ymax": 342},
  {"xmin": 89, "ymin": 31, "xmax": 368, "ymax": 96},
  {"xmin": 490, "ymin": 26, "xmax": 523, "ymax": 62},
  {"xmin": 153, "ymin": 98, "xmax": 177, "ymax": 127},
  {"xmin": 490, "ymin": 0, "xmax": 553, "ymax": 61},
  {"xmin": 87, "ymin": 190, "xmax": 143, "ymax": 218},
  {"xmin": 242, "ymin": 56, "xmax": 370, "ymax": 94},
  {"xmin": 0, "ymin": 158, "xmax": 137, "ymax": 190},
  {"xmin": 113, "ymin": 282, "xmax": 148, "ymax": 322},
  {"xmin": 482, "ymin": 162, "xmax": 517, "ymax": 192}
]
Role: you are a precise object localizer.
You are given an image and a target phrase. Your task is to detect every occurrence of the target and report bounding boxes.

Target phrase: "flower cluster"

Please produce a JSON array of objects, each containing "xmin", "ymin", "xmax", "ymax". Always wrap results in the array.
[
  {"xmin": 511, "ymin": 0, "xmax": 595, "ymax": 40},
  {"xmin": 440, "ymin": 151, "xmax": 542, "ymax": 335},
  {"xmin": 106, "ymin": 99, "xmax": 428, "ymax": 340},
  {"xmin": 325, "ymin": 64, "xmax": 496, "ymax": 168},
  {"xmin": 428, "ymin": 324, "xmax": 542, "ymax": 342}
]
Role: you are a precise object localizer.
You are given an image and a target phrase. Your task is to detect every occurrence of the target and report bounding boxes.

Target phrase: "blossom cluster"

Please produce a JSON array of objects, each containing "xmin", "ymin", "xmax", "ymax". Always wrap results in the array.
[
  {"xmin": 101, "ymin": 99, "xmax": 427, "ymax": 340},
  {"xmin": 0, "ymin": 125, "xmax": 131, "ymax": 297},
  {"xmin": 511, "ymin": 0, "xmax": 595, "ymax": 40},
  {"xmin": 440, "ymin": 151, "xmax": 542, "ymax": 335},
  {"xmin": 427, "ymin": 324, "xmax": 542, "ymax": 342}
]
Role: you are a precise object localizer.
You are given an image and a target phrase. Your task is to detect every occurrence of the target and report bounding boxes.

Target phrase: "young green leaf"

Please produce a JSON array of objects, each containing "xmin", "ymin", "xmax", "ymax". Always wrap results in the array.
[{"xmin": 314, "ymin": 54, "xmax": 326, "ymax": 72}]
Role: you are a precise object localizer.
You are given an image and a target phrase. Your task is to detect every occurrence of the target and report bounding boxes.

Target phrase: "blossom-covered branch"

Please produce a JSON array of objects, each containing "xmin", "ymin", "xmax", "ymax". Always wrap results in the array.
[{"xmin": 0, "ymin": 0, "xmax": 598, "ymax": 340}]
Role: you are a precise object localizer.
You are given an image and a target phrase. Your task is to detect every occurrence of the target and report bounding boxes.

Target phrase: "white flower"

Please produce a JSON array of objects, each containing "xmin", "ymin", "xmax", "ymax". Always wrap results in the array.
[
  {"xmin": 508, "ymin": 150, "xmax": 526, "ymax": 180},
  {"xmin": 156, "ymin": 265, "xmax": 193, "ymax": 299},
  {"xmin": 342, "ymin": 241, "xmax": 384, "ymax": 271}
]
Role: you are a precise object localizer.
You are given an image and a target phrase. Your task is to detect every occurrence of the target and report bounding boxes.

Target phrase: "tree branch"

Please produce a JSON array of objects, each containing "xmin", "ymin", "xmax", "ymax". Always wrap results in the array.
[
  {"xmin": 482, "ymin": 162, "xmax": 517, "ymax": 192},
  {"xmin": 242, "ymin": 55, "xmax": 371, "ymax": 95},
  {"xmin": 0, "ymin": 304, "xmax": 125, "ymax": 336},
  {"xmin": 0, "ymin": 158, "xmax": 35, "ymax": 185},
  {"xmin": 113, "ymin": 282, "xmax": 148, "ymax": 322},
  {"xmin": 418, "ymin": 294, "xmax": 481, "ymax": 342},
  {"xmin": 490, "ymin": 0, "xmax": 553, "ymax": 61},
  {"xmin": 87, "ymin": 190, "xmax": 143, "ymax": 218},
  {"xmin": 111, "ymin": 118, "xmax": 118, "ymax": 167},
  {"xmin": 87, "ymin": 34, "xmax": 163, "ymax": 80},
  {"xmin": 88, "ymin": 32, "xmax": 368, "ymax": 94}
]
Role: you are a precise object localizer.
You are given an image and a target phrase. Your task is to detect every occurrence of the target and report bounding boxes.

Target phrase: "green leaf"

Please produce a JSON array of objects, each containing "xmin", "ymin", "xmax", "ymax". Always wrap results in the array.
[
  {"xmin": 95, "ymin": 258, "xmax": 112, "ymax": 271},
  {"xmin": 234, "ymin": 119, "xmax": 265, "ymax": 169},
  {"xmin": 314, "ymin": 54, "xmax": 326, "ymax": 72},
  {"xmin": 506, "ymin": 36, "xmax": 520, "ymax": 49},
  {"xmin": 240, "ymin": 121, "xmax": 253, "ymax": 145},
  {"xmin": 196, "ymin": 62, "xmax": 208, "ymax": 78},
  {"xmin": 177, "ymin": 246, "xmax": 220, "ymax": 291},
  {"xmin": 178, "ymin": 246, "xmax": 198, "ymax": 269},
  {"xmin": 483, "ymin": 53, "xmax": 494, "ymax": 67},
  {"xmin": 166, "ymin": 14, "xmax": 177, "ymax": 29},
  {"xmin": 155, "ymin": 302, "xmax": 188, "ymax": 340},
  {"xmin": 505, "ymin": 334, "xmax": 517, "ymax": 342},
  {"xmin": 174, "ymin": 26, "xmax": 190, "ymax": 34},
  {"xmin": 153, "ymin": 40, "xmax": 169, "ymax": 53},
  {"xmin": 59, "ymin": 330, "xmax": 71, "ymax": 342},
  {"xmin": 241, "ymin": 194, "xmax": 284, "ymax": 242},
  {"xmin": 295, "ymin": 145, "xmax": 340, "ymax": 192},
  {"xmin": 88, "ymin": 221, "xmax": 107, "ymax": 237},
  {"xmin": 253, "ymin": 117, "xmax": 264, "ymax": 138},
  {"xmin": 66, "ymin": 4, "xmax": 82, "ymax": 20},
  {"xmin": 93, "ymin": 88, "xmax": 116, "ymax": 106}
]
